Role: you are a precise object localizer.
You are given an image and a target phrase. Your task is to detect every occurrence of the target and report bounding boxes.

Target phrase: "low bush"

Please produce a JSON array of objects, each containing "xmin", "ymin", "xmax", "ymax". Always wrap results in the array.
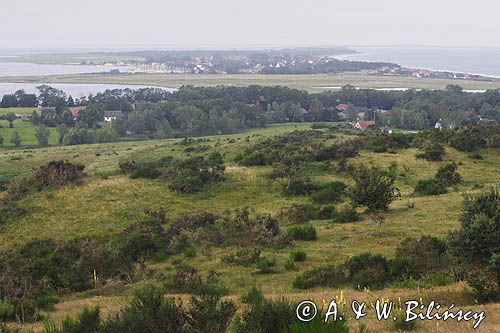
[
  {"xmin": 310, "ymin": 181, "xmax": 347, "ymax": 204},
  {"xmin": 287, "ymin": 224, "xmax": 317, "ymax": 241},
  {"xmin": 393, "ymin": 236, "xmax": 448, "ymax": 279},
  {"xmin": 283, "ymin": 178, "xmax": 319, "ymax": 196},
  {"xmin": 233, "ymin": 288, "xmax": 295, "ymax": 333},
  {"xmin": 0, "ymin": 299, "xmax": 15, "ymax": 323},
  {"xmin": 221, "ymin": 248, "xmax": 261, "ymax": 266},
  {"xmin": 392, "ymin": 309, "xmax": 418, "ymax": 331},
  {"xmin": 414, "ymin": 179, "xmax": 447, "ymax": 195},
  {"xmin": 333, "ymin": 204, "xmax": 360, "ymax": 223},
  {"xmin": 435, "ymin": 162, "xmax": 461, "ymax": 186},
  {"xmin": 290, "ymin": 250, "xmax": 307, "ymax": 262},
  {"xmin": 292, "ymin": 265, "xmax": 346, "ymax": 289},
  {"xmin": 280, "ymin": 203, "xmax": 318, "ymax": 224},
  {"xmin": 32, "ymin": 160, "xmax": 85, "ymax": 187},
  {"xmin": 415, "ymin": 142, "xmax": 445, "ymax": 161},
  {"xmin": 256, "ymin": 257, "xmax": 278, "ymax": 274},
  {"xmin": 345, "ymin": 253, "xmax": 391, "ymax": 290}
]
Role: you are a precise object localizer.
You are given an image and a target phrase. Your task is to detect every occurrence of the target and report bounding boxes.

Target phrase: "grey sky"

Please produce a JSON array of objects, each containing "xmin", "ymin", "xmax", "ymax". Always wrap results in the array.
[{"xmin": 1, "ymin": 0, "xmax": 499, "ymax": 49}]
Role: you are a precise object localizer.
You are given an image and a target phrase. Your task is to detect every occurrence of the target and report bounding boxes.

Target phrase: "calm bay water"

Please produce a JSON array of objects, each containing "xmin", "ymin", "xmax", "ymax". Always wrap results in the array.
[
  {"xmin": 0, "ymin": 83, "xmax": 175, "ymax": 99},
  {"xmin": 0, "ymin": 60, "xmax": 128, "ymax": 77},
  {"xmin": 0, "ymin": 60, "xmax": 174, "ymax": 98},
  {"xmin": 338, "ymin": 46, "xmax": 500, "ymax": 77}
]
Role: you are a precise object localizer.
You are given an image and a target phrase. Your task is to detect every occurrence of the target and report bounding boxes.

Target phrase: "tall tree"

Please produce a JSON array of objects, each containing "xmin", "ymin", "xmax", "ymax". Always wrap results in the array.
[
  {"xmin": 35, "ymin": 125, "xmax": 51, "ymax": 146},
  {"xmin": 10, "ymin": 131, "xmax": 21, "ymax": 147}
]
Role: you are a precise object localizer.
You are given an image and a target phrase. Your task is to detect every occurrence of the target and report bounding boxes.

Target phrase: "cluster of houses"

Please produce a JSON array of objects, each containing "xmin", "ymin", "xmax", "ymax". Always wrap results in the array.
[
  {"xmin": 40, "ymin": 106, "xmax": 122, "ymax": 123},
  {"xmin": 334, "ymin": 103, "xmax": 387, "ymax": 131},
  {"xmin": 39, "ymin": 107, "xmax": 122, "ymax": 123}
]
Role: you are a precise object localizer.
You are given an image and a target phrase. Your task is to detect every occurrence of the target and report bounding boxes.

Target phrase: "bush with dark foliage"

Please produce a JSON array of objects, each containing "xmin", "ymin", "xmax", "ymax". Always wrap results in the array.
[
  {"xmin": 345, "ymin": 253, "xmax": 391, "ymax": 290},
  {"xmin": 32, "ymin": 160, "xmax": 85, "ymax": 187},
  {"xmin": 350, "ymin": 165, "xmax": 400, "ymax": 211}
]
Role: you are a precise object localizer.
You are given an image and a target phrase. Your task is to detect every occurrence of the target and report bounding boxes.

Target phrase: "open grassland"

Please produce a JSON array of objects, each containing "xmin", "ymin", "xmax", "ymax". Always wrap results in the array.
[
  {"xmin": 1, "ymin": 123, "xmax": 499, "ymax": 332},
  {"xmin": 2, "ymin": 72, "xmax": 500, "ymax": 92}
]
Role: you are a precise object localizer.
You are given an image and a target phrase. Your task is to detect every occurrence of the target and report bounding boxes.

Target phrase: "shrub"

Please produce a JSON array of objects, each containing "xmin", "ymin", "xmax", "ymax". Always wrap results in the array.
[
  {"xmin": 283, "ymin": 178, "xmax": 319, "ymax": 196},
  {"xmin": 221, "ymin": 248, "xmax": 261, "ymax": 266},
  {"xmin": 233, "ymin": 288, "xmax": 295, "ymax": 333},
  {"xmin": 103, "ymin": 286, "xmax": 188, "ymax": 332},
  {"xmin": 15, "ymin": 298, "xmax": 39, "ymax": 323},
  {"xmin": 469, "ymin": 153, "xmax": 483, "ymax": 160},
  {"xmin": 415, "ymin": 143, "xmax": 445, "ymax": 161},
  {"xmin": 284, "ymin": 259, "xmax": 298, "ymax": 271},
  {"xmin": 317, "ymin": 204, "xmax": 337, "ymax": 219},
  {"xmin": 311, "ymin": 181, "xmax": 347, "ymax": 204},
  {"xmin": 292, "ymin": 265, "xmax": 346, "ymax": 289},
  {"xmin": 130, "ymin": 163, "xmax": 164, "ymax": 179},
  {"xmin": 393, "ymin": 236, "xmax": 448, "ymax": 279},
  {"xmin": 345, "ymin": 253, "xmax": 391, "ymax": 290},
  {"xmin": 333, "ymin": 204, "xmax": 359, "ymax": 223},
  {"xmin": 435, "ymin": 162, "xmax": 461, "ymax": 186},
  {"xmin": 168, "ymin": 155, "xmax": 225, "ymax": 193},
  {"xmin": 287, "ymin": 224, "xmax": 317, "ymax": 241},
  {"xmin": 0, "ymin": 299, "xmax": 15, "ymax": 323},
  {"xmin": 414, "ymin": 179, "xmax": 447, "ymax": 195},
  {"xmin": 448, "ymin": 128, "xmax": 484, "ymax": 152},
  {"xmin": 32, "ymin": 160, "xmax": 85, "ymax": 187},
  {"xmin": 280, "ymin": 203, "xmax": 318, "ymax": 224},
  {"xmin": 290, "ymin": 250, "xmax": 307, "ymax": 262},
  {"xmin": 447, "ymin": 188, "xmax": 500, "ymax": 302},
  {"xmin": 392, "ymin": 309, "xmax": 418, "ymax": 331},
  {"xmin": 256, "ymin": 257, "xmax": 278, "ymax": 274},
  {"xmin": 61, "ymin": 306, "xmax": 101, "ymax": 333},
  {"xmin": 350, "ymin": 165, "xmax": 400, "ymax": 211}
]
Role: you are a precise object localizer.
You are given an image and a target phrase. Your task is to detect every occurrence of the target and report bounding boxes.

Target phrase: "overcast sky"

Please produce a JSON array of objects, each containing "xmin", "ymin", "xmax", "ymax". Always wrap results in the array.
[{"xmin": 1, "ymin": 0, "xmax": 499, "ymax": 50}]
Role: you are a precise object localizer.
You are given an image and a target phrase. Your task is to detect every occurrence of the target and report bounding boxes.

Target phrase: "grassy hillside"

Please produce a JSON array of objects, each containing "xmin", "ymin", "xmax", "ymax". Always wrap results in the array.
[{"xmin": 1, "ymin": 123, "xmax": 499, "ymax": 332}]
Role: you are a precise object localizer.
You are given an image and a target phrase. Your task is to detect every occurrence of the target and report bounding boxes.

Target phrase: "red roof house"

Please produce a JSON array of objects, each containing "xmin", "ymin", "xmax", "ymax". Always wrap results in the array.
[
  {"xmin": 335, "ymin": 103, "xmax": 349, "ymax": 112},
  {"xmin": 355, "ymin": 120, "xmax": 376, "ymax": 131}
]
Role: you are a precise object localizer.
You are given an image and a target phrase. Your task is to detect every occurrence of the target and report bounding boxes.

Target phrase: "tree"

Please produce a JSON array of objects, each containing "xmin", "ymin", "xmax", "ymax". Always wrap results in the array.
[
  {"xmin": 0, "ymin": 135, "xmax": 3, "ymax": 146},
  {"xmin": 155, "ymin": 119, "xmax": 172, "ymax": 139},
  {"xmin": 36, "ymin": 84, "xmax": 68, "ymax": 113},
  {"xmin": 448, "ymin": 188, "xmax": 500, "ymax": 302},
  {"xmin": 4, "ymin": 113, "xmax": 17, "ymax": 128},
  {"xmin": 10, "ymin": 131, "xmax": 21, "ymax": 147},
  {"xmin": 15, "ymin": 90, "xmax": 38, "ymax": 107},
  {"xmin": 346, "ymin": 103, "xmax": 358, "ymax": 121},
  {"xmin": 35, "ymin": 125, "xmax": 51, "ymax": 146},
  {"xmin": 57, "ymin": 124, "xmax": 69, "ymax": 144},
  {"xmin": 76, "ymin": 105, "xmax": 103, "ymax": 128},
  {"xmin": 1, "ymin": 94, "xmax": 18, "ymax": 108},
  {"xmin": 30, "ymin": 110, "xmax": 41, "ymax": 125},
  {"xmin": 350, "ymin": 165, "xmax": 400, "ymax": 211}
]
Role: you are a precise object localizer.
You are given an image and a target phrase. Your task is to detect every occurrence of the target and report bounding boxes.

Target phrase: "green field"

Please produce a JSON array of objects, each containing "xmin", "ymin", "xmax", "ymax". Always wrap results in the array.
[
  {"xmin": 0, "ymin": 119, "xmax": 58, "ymax": 148},
  {"xmin": 1, "ymin": 123, "xmax": 499, "ymax": 332},
  {"xmin": 3, "ymin": 72, "xmax": 500, "ymax": 92}
]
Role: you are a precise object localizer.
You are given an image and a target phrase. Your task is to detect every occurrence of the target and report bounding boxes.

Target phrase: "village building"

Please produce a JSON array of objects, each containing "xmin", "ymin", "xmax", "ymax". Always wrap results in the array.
[
  {"xmin": 41, "ymin": 107, "xmax": 56, "ymax": 117},
  {"xmin": 355, "ymin": 120, "xmax": 376, "ymax": 131},
  {"xmin": 335, "ymin": 103, "xmax": 349, "ymax": 112},
  {"xmin": 70, "ymin": 109, "xmax": 81, "ymax": 120},
  {"xmin": 104, "ymin": 111, "xmax": 122, "ymax": 122}
]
